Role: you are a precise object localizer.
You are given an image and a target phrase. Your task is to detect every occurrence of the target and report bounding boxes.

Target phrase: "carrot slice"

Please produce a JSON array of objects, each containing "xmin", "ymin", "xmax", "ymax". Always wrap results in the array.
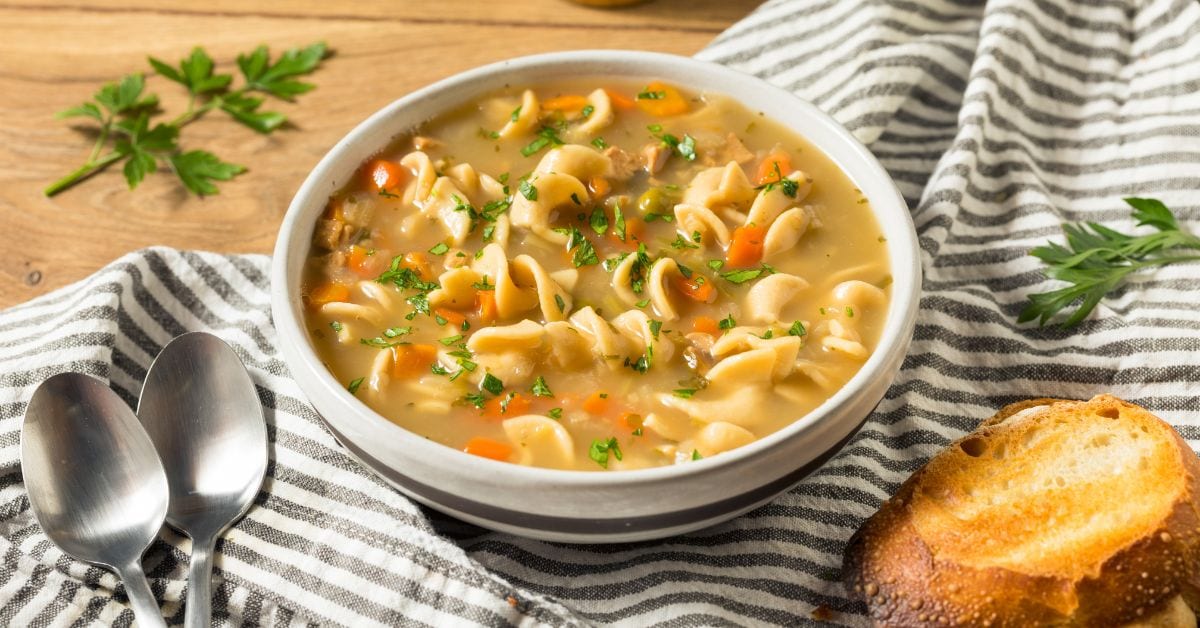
[
  {"xmin": 693, "ymin": 316, "xmax": 720, "ymax": 337},
  {"xmin": 726, "ymin": 225, "xmax": 766, "ymax": 268},
  {"xmin": 635, "ymin": 81, "xmax": 689, "ymax": 116},
  {"xmin": 307, "ymin": 282, "xmax": 350, "ymax": 307},
  {"xmin": 755, "ymin": 149, "xmax": 793, "ymax": 185},
  {"xmin": 364, "ymin": 159, "xmax": 405, "ymax": 193},
  {"xmin": 672, "ymin": 275, "xmax": 716, "ymax": 303},
  {"xmin": 582, "ymin": 391, "xmax": 610, "ymax": 415},
  {"xmin": 347, "ymin": 245, "xmax": 387, "ymax": 278},
  {"xmin": 463, "ymin": 437, "xmax": 512, "ymax": 462},
  {"xmin": 604, "ymin": 88, "xmax": 636, "ymax": 110},
  {"xmin": 476, "ymin": 290, "xmax": 498, "ymax": 324},
  {"xmin": 483, "ymin": 393, "xmax": 532, "ymax": 419},
  {"xmin": 434, "ymin": 307, "xmax": 467, "ymax": 328},
  {"xmin": 391, "ymin": 344, "xmax": 438, "ymax": 379},
  {"xmin": 588, "ymin": 176, "xmax": 611, "ymax": 198},
  {"xmin": 542, "ymin": 94, "xmax": 590, "ymax": 115}
]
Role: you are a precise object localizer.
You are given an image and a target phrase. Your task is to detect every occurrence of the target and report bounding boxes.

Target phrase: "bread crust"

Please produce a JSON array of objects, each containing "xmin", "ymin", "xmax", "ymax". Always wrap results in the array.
[{"xmin": 843, "ymin": 395, "xmax": 1200, "ymax": 627}]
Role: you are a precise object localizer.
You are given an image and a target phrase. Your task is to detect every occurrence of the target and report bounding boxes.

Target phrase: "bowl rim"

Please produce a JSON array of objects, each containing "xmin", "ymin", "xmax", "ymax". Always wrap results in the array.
[{"xmin": 271, "ymin": 49, "xmax": 921, "ymax": 488}]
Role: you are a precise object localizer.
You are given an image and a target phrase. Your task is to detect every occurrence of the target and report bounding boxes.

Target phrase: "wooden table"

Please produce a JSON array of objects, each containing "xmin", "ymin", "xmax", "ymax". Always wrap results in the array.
[{"xmin": 0, "ymin": 0, "xmax": 759, "ymax": 309}]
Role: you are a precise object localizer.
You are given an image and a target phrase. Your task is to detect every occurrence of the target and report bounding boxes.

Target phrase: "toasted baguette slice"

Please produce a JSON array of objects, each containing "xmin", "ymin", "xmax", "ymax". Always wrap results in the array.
[{"xmin": 844, "ymin": 395, "xmax": 1200, "ymax": 627}]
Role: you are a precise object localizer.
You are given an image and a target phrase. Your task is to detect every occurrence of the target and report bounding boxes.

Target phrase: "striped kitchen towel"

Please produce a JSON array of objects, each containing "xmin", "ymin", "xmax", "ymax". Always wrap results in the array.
[{"xmin": 2, "ymin": 0, "xmax": 1199, "ymax": 625}]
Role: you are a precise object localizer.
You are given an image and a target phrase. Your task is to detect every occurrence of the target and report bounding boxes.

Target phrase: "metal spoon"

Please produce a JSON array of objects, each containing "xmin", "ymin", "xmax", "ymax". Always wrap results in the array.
[
  {"xmin": 21, "ymin": 373, "xmax": 168, "ymax": 628},
  {"xmin": 138, "ymin": 332, "xmax": 267, "ymax": 628}
]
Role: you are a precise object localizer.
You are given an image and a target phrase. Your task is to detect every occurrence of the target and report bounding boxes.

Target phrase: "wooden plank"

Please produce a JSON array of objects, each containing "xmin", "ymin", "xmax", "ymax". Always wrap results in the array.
[{"xmin": 0, "ymin": 2, "xmax": 759, "ymax": 309}]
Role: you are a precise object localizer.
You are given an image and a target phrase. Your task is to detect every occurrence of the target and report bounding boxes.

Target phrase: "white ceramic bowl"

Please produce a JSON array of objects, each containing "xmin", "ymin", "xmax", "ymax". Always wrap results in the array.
[{"xmin": 271, "ymin": 50, "xmax": 920, "ymax": 543}]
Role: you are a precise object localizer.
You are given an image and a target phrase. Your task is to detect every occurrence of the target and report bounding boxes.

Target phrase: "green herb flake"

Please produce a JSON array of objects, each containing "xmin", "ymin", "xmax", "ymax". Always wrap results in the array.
[
  {"xmin": 383, "ymin": 326, "xmax": 412, "ymax": 338},
  {"xmin": 347, "ymin": 377, "xmax": 364, "ymax": 394},
  {"xmin": 718, "ymin": 314, "xmax": 736, "ymax": 331},
  {"xmin": 439, "ymin": 334, "xmax": 464, "ymax": 346},
  {"xmin": 509, "ymin": 105, "xmax": 522, "ymax": 122},
  {"xmin": 637, "ymin": 90, "xmax": 666, "ymax": 101},
  {"xmin": 591, "ymin": 136, "xmax": 608, "ymax": 149},
  {"xmin": 613, "ymin": 203, "xmax": 627, "ymax": 242},
  {"xmin": 428, "ymin": 242, "xmax": 450, "ymax": 255},
  {"xmin": 720, "ymin": 267, "xmax": 765, "ymax": 284},
  {"xmin": 590, "ymin": 206, "xmax": 609, "ymax": 235},
  {"xmin": 676, "ymin": 134, "xmax": 697, "ymax": 161},
  {"xmin": 531, "ymin": 376, "xmax": 554, "ymax": 398},
  {"xmin": 692, "ymin": 449, "xmax": 703, "ymax": 461},
  {"xmin": 588, "ymin": 437, "xmax": 624, "ymax": 469},
  {"xmin": 330, "ymin": 321, "xmax": 343, "ymax": 333},
  {"xmin": 670, "ymin": 234, "xmax": 699, "ymax": 250},
  {"xmin": 554, "ymin": 293, "xmax": 566, "ymax": 313},
  {"xmin": 548, "ymin": 407, "xmax": 563, "ymax": 419},
  {"xmin": 648, "ymin": 320, "xmax": 662, "ymax": 339},
  {"xmin": 673, "ymin": 388, "xmax": 697, "ymax": 399},
  {"xmin": 707, "ymin": 259, "xmax": 724, "ymax": 271},
  {"xmin": 480, "ymin": 372, "xmax": 504, "ymax": 396},
  {"xmin": 581, "ymin": 104, "xmax": 594, "ymax": 119},
  {"xmin": 519, "ymin": 178, "xmax": 538, "ymax": 201}
]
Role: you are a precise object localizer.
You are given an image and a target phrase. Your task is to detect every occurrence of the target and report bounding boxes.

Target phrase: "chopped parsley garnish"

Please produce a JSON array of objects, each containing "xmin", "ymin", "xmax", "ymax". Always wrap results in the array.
[
  {"xmin": 360, "ymin": 336, "xmax": 409, "ymax": 349},
  {"xmin": 648, "ymin": 320, "xmax": 662, "ymax": 339},
  {"xmin": 581, "ymin": 104, "xmax": 594, "ymax": 119},
  {"xmin": 589, "ymin": 206, "xmax": 608, "ymax": 236},
  {"xmin": 405, "ymin": 293, "xmax": 430, "ymax": 317},
  {"xmin": 758, "ymin": 329, "xmax": 775, "ymax": 339},
  {"xmin": 378, "ymin": 188, "xmax": 400, "ymax": 198},
  {"xmin": 647, "ymin": 123, "xmax": 663, "ymax": 133},
  {"xmin": 707, "ymin": 259, "xmax": 724, "ymax": 271},
  {"xmin": 482, "ymin": 225, "xmax": 496, "ymax": 242},
  {"xmin": 632, "ymin": 428, "xmax": 643, "ymax": 436},
  {"xmin": 434, "ymin": 314, "xmax": 448, "ymax": 326},
  {"xmin": 548, "ymin": 407, "xmax": 563, "ymax": 419},
  {"xmin": 330, "ymin": 321, "xmax": 343, "ymax": 333},
  {"xmin": 480, "ymin": 373, "xmax": 504, "ymax": 396},
  {"xmin": 439, "ymin": 334, "xmax": 464, "ymax": 345},
  {"xmin": 509, "ymin": 105, "xmax": 522, "ymax": 122},
  {"xmin": 670, "ymin": 234, "xmax": 699, "ymax": 250},
  {"xmin": 591, "ymin": 136, "xmax": 608, "ymax": 149},
  {"xmin": 518, "ymin": 178, "xmax": 537, "ymax": 201},
  {"xmin": 431, "ymin": 364, "xmax": 449, "ymax": 375},
  {"xmin": 462, "ymin": 392, "xmax": 486, "ymax": 408},
  {"xmin": 613, "ymin": 203, "xmax": 627, "ymax": 242},
  {"xmin": 428, "ymin": 242, "xmax": 449, "ymax": 255},
  {"xmin": 383, "ymin": 326, "xmax": 412, "ymax": 338},
  {"xmin": 531, "ymin": 376, "xmax": 554, "ymax": 397},
  {"xmin": 846, "ymin": 306, "xmax": 855, "ymax": 318},
  {"xmin": 377, "ymin": 260, "xmax": 438, "ymax": 292},
  {"xmin": 520, "ymin": 125, "xmax": 565, "ymax": 157},
  {"xmin": 676, "ymin": 134, "xmax": 697, "ymax": 161},
  {"xmin": 635, "ymin": 298, "xmax": 650, "ymax": 308},
  {"xmin": 720, "ymin": 266, "xmax": 770, "ymax": 284},
  {"xmin": 718, "ymin": 314, "xmax": 736, "ymax": 330},
  {"xmin": 692, "ymin": 449, "xmax": 703, "ymax": 460},
  {"xmin": 589, "ymin": 437, "xmax": 623, "ymax": 468},
  {"xmin": 673, "ymin": 388, "xmax": 697, "ymax": 398},
  {"xmin": 347, "ymin": 377, "xmax": 364, "ymax": 394},
  {"xmin": 643, "ymin": 212, "xmax": 674, "ymax": 223},
  {"xmin": 756, "ymin": 162, "xmax": 799, "ymax": 198},
  {"xmin": 554, "ymin": 293, "xmax": 566, "ymax": 313},
  {"xmin": 563, "ymin": 227, "xmax": 599, "ymax": 267},
  {"xmin": 637, "ymin": 89, "xmax": 666, "ymax": 100},
  {"xmin": 472, "ymin": 276, "xmax": 494, "ymax": 291},
  {"xmin": 788, "ymin": 321, "xmax": 807, "ymax": 337}
]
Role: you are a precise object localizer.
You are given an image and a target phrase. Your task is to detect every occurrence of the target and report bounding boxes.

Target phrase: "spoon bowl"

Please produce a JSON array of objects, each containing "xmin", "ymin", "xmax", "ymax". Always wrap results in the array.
[
  {"xmin": 22, "ymin": 373, "xmax": 168, "ymax": 627},
  {"xmin": 138, "ymin": 332, "xmax": 267, "ymax": 628}
]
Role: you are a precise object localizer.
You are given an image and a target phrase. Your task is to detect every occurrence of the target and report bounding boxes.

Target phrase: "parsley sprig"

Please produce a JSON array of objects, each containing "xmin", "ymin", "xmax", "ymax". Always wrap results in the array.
[
  {"xmin": 46, "ymin": 42, "xmax": 328, "ymax": 197},
  {"xmin": 1020, "ymin": 198, "xmax": 1200, "ymax": 327}
]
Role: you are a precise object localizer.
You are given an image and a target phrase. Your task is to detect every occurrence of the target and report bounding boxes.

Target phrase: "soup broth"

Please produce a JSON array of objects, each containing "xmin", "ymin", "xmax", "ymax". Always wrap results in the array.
[{"xmin": 302, "ymin": 79, "xmax": 891, "ymax": 471}]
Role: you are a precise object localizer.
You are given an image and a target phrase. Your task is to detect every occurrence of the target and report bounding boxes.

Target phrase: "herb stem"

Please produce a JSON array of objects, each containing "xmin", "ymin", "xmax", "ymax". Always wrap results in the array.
[
  {"xmin": 86, "ymin": 119, "xmax": 112, "ymax": 163},
  {"xmin": 43, "ymin": 150, "xmax": 124, "ymax": 196}
]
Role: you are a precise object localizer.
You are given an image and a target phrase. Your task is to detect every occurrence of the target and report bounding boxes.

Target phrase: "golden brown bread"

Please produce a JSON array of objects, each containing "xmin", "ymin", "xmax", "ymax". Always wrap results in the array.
[{"xmin": 843, "ymin": 395, "xmax": 1200, "ymax": 627}]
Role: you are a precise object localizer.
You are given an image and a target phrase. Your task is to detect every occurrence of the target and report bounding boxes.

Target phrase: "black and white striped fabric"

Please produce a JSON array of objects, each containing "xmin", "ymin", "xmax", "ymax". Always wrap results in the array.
[{"xmin": 3, "ymin": 0, "xmax": 1199, "ymax": 624}]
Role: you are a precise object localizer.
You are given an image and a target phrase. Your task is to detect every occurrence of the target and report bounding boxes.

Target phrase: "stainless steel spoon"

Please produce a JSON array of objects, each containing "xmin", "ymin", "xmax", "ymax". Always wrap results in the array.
[
  {"xmin": 138, "ymin": 332, "xmax": 267, "ymax": 628},
  {"xmin": 21, "ymin": 373, "xmax": 168, "ymax": 628}
]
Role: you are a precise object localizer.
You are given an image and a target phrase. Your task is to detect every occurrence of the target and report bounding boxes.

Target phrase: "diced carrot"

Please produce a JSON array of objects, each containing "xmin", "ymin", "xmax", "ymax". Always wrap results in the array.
[
  {"xmin": 726, "ymin": 225, "xmax": 766, "ymax": 268},
  {"xmin": 582, "ymin": 391, "xmax": 610, "ymax": 415},
  {"xmin": 364, "ymin": 159, "xmax": 405, "ymax": 193},
  {"xmin": 672, "ymin": 275, "xmax": 716, "ymax": 303},
  {"xmin": 588, "ymin": 176, "xmax": 611, "ymax": 198},
  {"xmin": 463, "ymin": 437, "xmax": 512, "ymax": 462},
  {"xmin": 391, "ymin": 344, "xmax": 438, "ymax": 379},
  {"xmin": 693, "ymin": 316, "xmax": 720, "ymax": 337},
  {"xmin": 399, "ymin": 252, "xmax": 433, "ymax": 281},
  {"xmin": 635, "ymin": 81, "xmax": 689, "ymax": 116},
  {"xmin": 604, "ymin": 88, "xmax": 636, "ymax": 110},
  {"xmin": 542, "ymin": 94, "xmax": 590, "ymax": 115},
  {"xmin": 347, "ymin": 245, "xmax": 387, "ymax": 278},
  {"xmin": 483, "ymin": 393, "xmax": 532, "ymax": 419},
  {"xmin": 307, "ymin": 282, "xmax": 350, "ymax": 307},
  {"xmin": 755, "ymin": 149, "xmax": 793, "ymax": 185},
  {"xmin": 434, "ymin": 307, "xmax": 467, "ymax": 328},
  {"xmin": 476, "ymin": 290, "xmax": 498, "ymax": 324}
]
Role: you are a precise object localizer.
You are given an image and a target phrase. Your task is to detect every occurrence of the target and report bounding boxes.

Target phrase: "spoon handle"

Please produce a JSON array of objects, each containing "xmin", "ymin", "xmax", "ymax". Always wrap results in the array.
[
  {"xmin": 184, "ymin": 535, "xmax": 217, "ymax": 628},
  {"xmin": 115, "ymin": 561, "xmax": 167, "ymax": 628}
]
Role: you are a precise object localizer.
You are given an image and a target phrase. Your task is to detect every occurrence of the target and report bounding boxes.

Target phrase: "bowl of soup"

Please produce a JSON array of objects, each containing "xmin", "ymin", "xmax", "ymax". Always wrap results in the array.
[{"xmin": 271, "ymin": 50, "xmax": 920, "ymax": 542}]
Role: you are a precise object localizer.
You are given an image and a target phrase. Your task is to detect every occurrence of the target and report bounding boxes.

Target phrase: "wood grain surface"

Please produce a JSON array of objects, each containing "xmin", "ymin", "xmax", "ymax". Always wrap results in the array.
[{"xmin": 0, "ymin": 0, "xmax": 759, "ymax": 309}]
